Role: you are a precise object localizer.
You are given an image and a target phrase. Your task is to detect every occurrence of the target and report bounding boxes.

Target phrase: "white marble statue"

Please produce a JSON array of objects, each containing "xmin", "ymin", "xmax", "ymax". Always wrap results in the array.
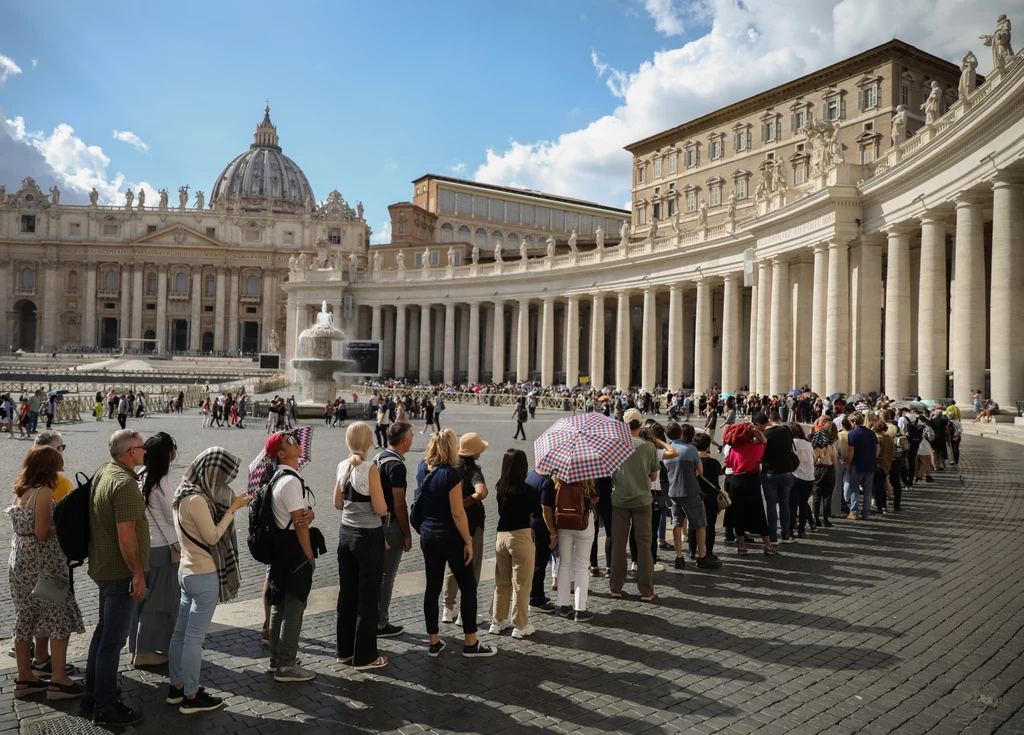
[
  {"xmin": 827, "ymin": 121, "xmax": 844, "ymax": 164},
  {"xmin": 494, "ymin": 244, "xmax": 504, "ymax": 263},
  {"xmin": 891, "ymin": 104, "xmax": 909, "ymax": 145},
  {"xmin": 671, "ymin": 209, "xmax": 681, "ymax": 233},
  {"xmin": 296, "ymin": 252, "xmax": 309, "ymax": 271},
  {"xmin": 124, "ymin": 189, "xmax": 134, "ymax": 210},
  {"xmin": 922, "ymin": 81, "xmax": 943, "ymax": 125},
  {"xmin": 981, "ymin": 14, "xmax": 1015, "ymax": 72},
  {"xmin": 178, "ymin": 186, "xmax": 189, "ymax": 210},
  {"xmin": 349, "ymin": 253, "xmax": 359, "ymax": 279},
  {"xmin": 471, "ymin": 245, "xmax": 479, "ymax": 265},
  {"xmin": 316, "ymin": 300, "xmax": 334, "ymax": 327},
  {"xmin": 697, "ymin": 199, "xmax": 708, "ymax": 228},
  {"xmin": 195, "ymin": 191, "xmax": 205, "ymax": 210},
  {"xmin": 519, "ymin": 239, "xmax": 528, "ymax": 261},
  {"xmin": 649, "ymin": 217, "xmax": 659, "ymax": 240},
  {"xmin": 267, "ymin": 329, "xmax": 280, "ymax": 353},
  {"xmin": 374, "ymin": 251, "xmax": 384, "ymax": 271},
  {"xmin": 137, "ymin": 188, "xmax": 146, "ymax": 209},
  {"xmin": 568, "ymin": 229, "xmax": 577, "ymax": 252},
  {"xmin": 89, "ymin": 188, "xmax": 99, "ymax": 206},
  {"xmin": 754, "ymin": 175, "xmax": 769, "ymax": 204},
  {"xmin": 619, "ymin": 220, "xmax": 630, "ymax": 244},
  {"xmin": 546, "ymin": 236, "xmax": 556, "ymax": 257},
  {"xmin": 357, "ymin": 202, "xmax": 364, "ymax": 220},
  {"xmin": 288, "ymin": 254, "xmax": 297, "ymax": 270},
  {"xmin": 422, "ymin": 247, "xmax": 431, "ymax": 270},
  {"xmin": 595, "ymin": 226, "xmax": 604, "ymax": 249},
  {"xmin": 447, "ymin": 246, "xmax": 455, "ymax": 267},
  {"xmin": 959, "ymin": 51, "xmax": 979, "ymax": 99},
  {"xmin": 396, "ymin": 249, "xmax": 406, "ymax": 272},
  {"xmin": 315, "ymin": 239, "xmax": 330, "ymax": 268},
  {"xmin": 726, "ymin": 191, "xmax": 737, "ymax": 220},
  {"xmin": 49, "ymin": 185, "xmax": 60, "ymax": 206},
  {"xmin": 158, "ymin": 188, "xmax": 168, "ymax": 210}
]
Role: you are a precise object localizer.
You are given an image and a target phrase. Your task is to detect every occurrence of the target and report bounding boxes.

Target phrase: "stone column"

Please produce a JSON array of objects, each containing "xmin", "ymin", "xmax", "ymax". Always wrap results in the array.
[
  {"xmin": 667, "ymin": 284, "xmax": 682, "ymax": 391},
  {"xmin": 458, "ymin": 306, "xmax": 470, "ymax": 377},
  {"xmin": 951, "ymin": 195, "xmax": 986, "ymax": 408},
  {"xmin": 852, "ymin": 239, "xmax": 883, "ymax": 393},
  {"xmin": 990, "ymin": 176, "xmax": 1024, "ymax": 409},
  {"xmin": 641, "ymin": 287, "xmax": 656, "ymax": 390},
  {"xmin": 694, "ymin": 278, "xmax": 713, "ymax": 394},
  {"xmin": 371, "ymin": 305, "xmax": 382, "ymax": 340},
  {"xmin": 590, "ymin": 295, "xmax": 605, "ymax": 388},
  {"xmin": 0, "ymin": 259, "xmax": 8, "ymax": 348},
  {"xmin": 213, "ymin": 266, "xmax": 226, "ymax": 352},
  {"xmin": 682, "ymin": 291, "xmax": 695, "ymax": 387},
  {"xmin": 130, "ymin": 263, "xmax": 144, "ymax": 340},
  {"xmin": 190, "ymin": 267, "xmax": 202, "ymax": 352},
  {"xmin": 491, "ymin": 299, "xmax": 505, "ymax": 383},
  {"xmin": 616, "ymin": 291, "xmax": 631, "ymax": 390},
  {"xmin": 917, "ymin": 213, "xmax": 947, "ymax": 401},
  {"xmin": 155, "ymin": 265, "xmax": 168, "ymax": 354},
  {"xmin": 565, "ymin": 295, "xmax": 580, "ymax": 387},
  {"xmin": 756, "ymin": 260, "xmax": 773, "ymax": 395},
  {"xmin": 825, "ymin": 241, "xmax": 850, "ymax": 396},
  {"xmin": 791, "ymin": 260, "xmax": 814, "ymax": 390},
  {"xmin": 443, "ymin": 302, "xmax": 456, "ymax": 384},
  {"xmin": 884, "ymin": 229, "xmax": 911, "ymax": 398},
  {"xmin": 768, "ymin": 258, "xmax": 790, "ymax": 396},
  {"xmin": 540, "ymin": 296, "xmax": 555, "ymax": 387},
  {"xmin": 261, "ymin": 271, "xmax": 276, "ymax": 352},
  {"xmin": 394, "ymin": 305, "xmax": 407, "ymax": 379},
  {"xmin": 41, "ymin": 260, "xmax": 58, "ymax": 349},
  {"xmin": 383, "ymin": 308, "xmax": 395, "ymax": 374},
  {"xmin": 408, "ymin": 306, "xmax": 420, "ymax": 376},
  {"xmin": 227, "ymin": 267, "xmax": 240, "ymax": 354},
  {"xmin": 722, "ymin": 273, "xmax": 741, "ymax": 395},
  {"xmin": 468, "ymin": 301, "xmax": 481, "ymax": 384},
  {"xmin": 119, "ymin": 265, "xmax": 131, "ymax": 348},
  {"xmin": 517, "ymin": 299, "xmax": 530, "ymax": 382},
  {"xmin": 84, "ymin": 264, "xmax": 97, "ymax": 347},
  {"xmin": 418, "ymin": 304, "xmax": 432, "ymax": 382},
  {"xmin": 285, "ymin": 292, "xmax": 297, "ymax": 374},
  {"xmin": 748, "ymin": 279, "xmax": 758, "ymax": 393},
  {"xmin": 811, "ymin": 243, "xmax": 828, "ymax": 395}
]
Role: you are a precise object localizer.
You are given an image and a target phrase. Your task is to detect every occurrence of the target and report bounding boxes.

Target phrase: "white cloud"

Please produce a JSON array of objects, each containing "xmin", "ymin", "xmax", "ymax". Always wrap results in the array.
[
  {"xmin": 112, "ymin": 130, "xmax": 149, "ymax": 153},
  {"xmin": 449, "ymin": 162, "xmax": 466, "ymax": 174},
  {"xmin": 476, "ymin": 0, "xmax": 1010, "ymax": 210},
  {"xmin": 30, "ymin": 58, "xmax": 37, "ymax": 69},
  {"xmin": 642, "ymin": 0, "xmax": 687, "ymax": 36},
  {"xmin": 371, "ymin": 219, "xmax": 392, "ymax": 245},
  {"xmin": 0, "ymin": 54, "xmax": 22, "ymax": 85},
  {"xmin": 384, "ymin": 158, "xmax": 398, "ymax": 171}
]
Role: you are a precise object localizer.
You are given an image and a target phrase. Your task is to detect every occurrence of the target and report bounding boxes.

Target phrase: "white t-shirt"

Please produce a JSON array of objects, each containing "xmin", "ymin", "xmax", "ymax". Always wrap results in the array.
[
  {"xmin": 271, "ymin": 472, "xmax": 308, "ymax": 530},
  {"xmin": 144, "ymin": 475, "xmax": 178, "ymax": 547}
]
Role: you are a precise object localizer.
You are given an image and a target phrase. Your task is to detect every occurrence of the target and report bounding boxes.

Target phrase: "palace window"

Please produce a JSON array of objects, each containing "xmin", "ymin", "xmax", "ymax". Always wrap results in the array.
[
  {"xmin": 206, "ymin": 277, "xmax": 215, "ymax": 296},
  {"xmin": 20, "ymin": 268, "xmax": 33, "ymax": 290},
  {"xmin": 458, "ymin": 225, "xmax": 471, "ymax": 242},
  {"xmin": 474, "ymin": 196, "xmax": 488, "ymax": 218},
  {"xmin": 414, "ymin": 253, "xmax": 423, "ymax": 267},
  {"xmin": 475, "ymin": 228, "xmax": 487, "ymax": 249},
  {"xmin": 440, "ymin": 222, "xmax": 454, "ymax": 243},
  {"xmin": 489, "ymin": 199, "xmax": 504, "ymax": 220},
  {"xmin": 684, "ymin": 148, "xmax": 699, "ymax": 168},
  {"xmin": 709, "ymin": 184, "xmax": 722, "ymax": 207},
  {"xmin": 431, "ymin": 251, "xmax": 440, "ymax": 266},
  {"xmin": 147, "ymin": 276, "xmax": 157, "ymax": 294},
  {"xmin": 328, "ymin": 228, "xmax": 341, "ymax": 245},
  {"xmin": 685, "ymin": 190, "xmax": 697, "ymax": 212},
  {"xmin": 761, "ymin": 117, "xmax": 779, "ymax": 143},
  {"xmin": 439, "ymin": 189, "xmax": 456, "ymax": 213},
  {"xmin": 551, "ymin": 209, "xmax": 565, "ymax": 231},
  {"xmin": 709, "ymin": 137, "xmax": 724, "ymax": 160},
  {"xmin": 794, "ymin": 162, "xmax": 807, "ymax": 185},
  {"xmin": 653, "ymin": 159, "xmax": 662, "ymax": 179},
  {"xmin": 104, "ymin": 271, "xmax": 118, "ymax": 292},
  {"xmin": 521, "ymin": 204, "xmax": 535, "ymax": 225},
  {"xmin": 652, "ymin": 203, "xmax": 661, "ymax": 220},
  {"xmin": 667, "ymin": 153, "xmax": 677, "ymax": 174},
  {"xmin": 174, "ymin": 272, "xmax": 188, "ymax": 293},
  {"xmin": 636, "ymin": 165, "xmax": 646, "ymax": 184},
  {"xmin": 580, "ymin": 214, "xmax": 592, "ymax": 235},
  {"xmin": 246, "ymin": 275, "xmax": 258, "ymax": 296},
  {"xmin": 823, "ymin": 98, "xmax": 843, "ymax": 121},
  {"xmin": 457, "ymin": 193, "xmax": 472, "ymax": 215},
  {"xmin": 733, "ymin": 127, "xmax": 749, "ymax": 152},
  {"xmin": 667, "ymin": 199, "xmax": 677, "ymax": 216},
  {"xmin": 21, "ymin": 215, "xmax": 36, "ymax": 233},
  {"xmin": 860, "ymin": 144, "xmax": 876, "ymax": 164},
  {"xmin": 636, "ymin": 206, "xmax": 646, "ymax": 226},
  {"xmin": 735, "ymin": 178, "xmax": 748, "ymax": 199},
  {"xmin": 536, "ymin": 207, "xmax": 550, "ymax": 227},
  {"xmin": 901, "ymin": 84, "xmax": 910, "ymax": 106},
  {"xmin": 791, "ymin": 109, "xmax": 807, "ymax": 132},
  {"xmin": 506, "ymin": 202, "xmax": 519, "ymax": 223}
]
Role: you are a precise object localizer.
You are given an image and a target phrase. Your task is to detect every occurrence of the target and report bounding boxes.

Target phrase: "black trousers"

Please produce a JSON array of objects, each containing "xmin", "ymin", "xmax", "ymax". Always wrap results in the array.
[
  {"xmin": 45, "ymin": 413, "xmax": 54, "ymax": 430},
  {"xmin": 421, "ymin": 527, "xmax": 477, "ymax": 635},
  {"xmin": 513, "ymin": 421, "xmax": 526, "ymax": 439},
  {"xmin": 889, "ymin": 459, "xmax": 903, "ymax": 511},
  {"xmin": 688, "ymin": 491, "xmax": 720, "ymax": 556},
  {"xmin": 790, "ymin": 478, "xmax": 813, "ymax": 531},
  {"xmin": 950, "ymin": 436, "xmax": 961, "ymax": 465},
  {"xmin": 375, "ymin": 423, "xmax": 390, "ymax": 448},
  {"xmin": 590, "ymin": 479, "xmax": 613, "ymax": 570},
  {"xmin": 529, "ymin": 528, "xmax": 552, "ymax": 606},
  {"xmin": 117, "ymin": 414, "xmax": 127, "ymax": 429},
  {"xmin": 812, "ymin": 465, "xmax": 835, "ymax": 522},
  {"xmin": 728, "ymin": 474, "xmax": 768, "ymax": 539},
  {"xmin": 873, "ymin": 469, "xmax": 888, "ymax": 511},
  {"xmin": 336, "ymin": 525, "xmax": 385, "ymax": 666}
]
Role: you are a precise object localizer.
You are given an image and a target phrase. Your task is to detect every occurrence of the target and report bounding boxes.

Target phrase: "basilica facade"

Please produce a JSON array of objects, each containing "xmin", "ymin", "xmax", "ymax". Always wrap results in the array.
[{"xmin": 0, "ymin": 108, "xmax": 369, "ymax": 356}]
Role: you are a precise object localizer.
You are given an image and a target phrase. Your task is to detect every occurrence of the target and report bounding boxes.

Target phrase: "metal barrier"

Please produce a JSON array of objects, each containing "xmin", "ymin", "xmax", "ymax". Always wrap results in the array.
[{"xmin": 348, "ymin": 386, "xmax": 588, "ymax": 412}]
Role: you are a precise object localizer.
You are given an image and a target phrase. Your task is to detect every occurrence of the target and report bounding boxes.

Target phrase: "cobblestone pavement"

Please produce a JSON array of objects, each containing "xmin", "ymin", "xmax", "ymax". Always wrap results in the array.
[{"xmin": 2, "ymin": 405, "xmax": 1023, "ymax": 734}]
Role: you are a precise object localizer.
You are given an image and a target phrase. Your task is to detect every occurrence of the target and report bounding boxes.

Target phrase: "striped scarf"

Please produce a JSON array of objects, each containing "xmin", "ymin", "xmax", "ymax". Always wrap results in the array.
[{"xmin": 173, "ymin": 447, "xmax": 242, "ymax": 603}]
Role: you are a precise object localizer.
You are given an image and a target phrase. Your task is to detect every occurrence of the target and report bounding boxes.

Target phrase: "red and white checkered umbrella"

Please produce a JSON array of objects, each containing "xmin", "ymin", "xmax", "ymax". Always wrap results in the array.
[{"xmin": 533, "ymin": 413, "xmax": 635, "ymax": 483}]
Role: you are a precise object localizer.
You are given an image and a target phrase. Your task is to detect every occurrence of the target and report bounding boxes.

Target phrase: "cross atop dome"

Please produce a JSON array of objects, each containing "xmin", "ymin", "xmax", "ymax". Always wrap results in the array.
[{"xmin": 251, "ymin": 105, "xmax": 281, "ymax": 152}]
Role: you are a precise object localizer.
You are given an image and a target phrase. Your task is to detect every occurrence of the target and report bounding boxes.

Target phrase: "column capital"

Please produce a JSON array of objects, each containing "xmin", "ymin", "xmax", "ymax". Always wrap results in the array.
[
  {"xmin": 813, "ymin": 241, "xmax": 829, "ymax": 253},
  {"xmin": 723, "ymin": 271, "xmax": 742, "ymax": 284},
  {"xmin": 565, "ymin": 293, "xmax": 580, "ymax": 303},
  {"xmin": 954, "ymin": 189, "xmax": 988, "ymax": 206},
  {"xmin": 770, "ymin": 255, "xmax": 790, "ymax": 266},
  {"xmin": 215, "ymin": 265, "xmax": 227, "ymax": 275},
  {"xmin": 131, "ymin": 262, "xmax": 144, "ymax": 273},
  {"xmin": 991, "ymin": 170, "xmax": 1023, "ymax": 188},
  {"xmin": 228, "ymin": 265, "xmax": 241, "ymax": 275},
  {"xmin": 882, "ymin": 223, "xmax": 915, "ymax": 237},
  {"xmin": 157, "ymin": 263, "xmax": 169, "ymax": 274},
  {"xmin": 919, "ymin": 209, "xmax": 952, "ymax": 226}
]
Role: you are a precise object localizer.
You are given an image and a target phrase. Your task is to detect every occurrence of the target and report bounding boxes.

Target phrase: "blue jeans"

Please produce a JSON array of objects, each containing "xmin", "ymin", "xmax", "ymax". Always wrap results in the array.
[
  {"xmin": 85, "ymin": 578, "xmax": 134, "ymax": 711},
  {"xmin": 846, "ymin": 468, "xmax": 874, "ymax": 519},
  {"xmin": 761, "ymin": 472, "xmax": 794, "ymax": 543},
  {"xmin": 168, "ymin": 571, "xmax": 219, "ymax": 697},
  {"xmin": 28, "ymin": 410, "xmax": 38, "ymax": 433}
]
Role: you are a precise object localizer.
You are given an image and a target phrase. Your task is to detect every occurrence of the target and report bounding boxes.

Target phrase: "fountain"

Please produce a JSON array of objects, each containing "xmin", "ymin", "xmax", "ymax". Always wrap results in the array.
[{"xmin": 291, "ymin": 301, "xmax": 349, "ymax": 404}]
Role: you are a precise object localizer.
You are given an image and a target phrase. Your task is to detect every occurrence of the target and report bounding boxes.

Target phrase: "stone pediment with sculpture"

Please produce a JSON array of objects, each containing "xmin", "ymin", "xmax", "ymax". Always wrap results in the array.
[
  {"xmin": 0, "ymin": 177, "xmax": 53, "ymax": 209},
  {"xmin": 134, "ymin": 223, "xmax": 228, "ymax": 249},
  {"xmin": 317, "ymin": 190, "xmax": 364, "ymax": 223}
]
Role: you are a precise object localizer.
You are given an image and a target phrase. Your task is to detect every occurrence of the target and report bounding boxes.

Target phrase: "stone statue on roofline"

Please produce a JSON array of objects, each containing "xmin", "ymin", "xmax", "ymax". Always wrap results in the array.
[
  {"xmin": 125, "ymin": 189, "xmax": 134, "ymax": 210},
  {"xmin": 568, "ymin": 229, "xmax": 577, "ymax": 252},
  {"xmin": 619, "ymin": 220, "xmax": 630, "ymax": 244},
  {"xmin": 158, "ymin": 188, "xmax": 169, "ymax": 210},
  {"xmin": 49, "ymin": 185, "xmax": 60, "ymax": 206},
  {"xmin": 981, "ymin": 14, "xmax": 1015, "ymax": 72},
  {"xmin": 959, "ymin": 51, "xmax": 978, "ymax": 99},
  {"xmin": 595, "ymin": 226, "xmax": 604, "ymax": 249},
  {"xmin": 922, "ymin": 81, "xmax": 943, "ymax": 125},
  {"xmin": 891, "ymin": 104, "xmax": 909, "ymax": 145}
]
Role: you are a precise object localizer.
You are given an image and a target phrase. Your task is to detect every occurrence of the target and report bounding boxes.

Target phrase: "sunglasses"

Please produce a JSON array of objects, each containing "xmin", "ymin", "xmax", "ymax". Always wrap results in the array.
[{"xmin": 285, "ymin": 434, "xmax": 299, "ymax": 446}]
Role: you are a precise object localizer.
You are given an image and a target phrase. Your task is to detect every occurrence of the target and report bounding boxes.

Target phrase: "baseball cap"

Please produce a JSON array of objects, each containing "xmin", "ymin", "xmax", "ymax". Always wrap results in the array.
[
  {"xmin": 623, "ymin": 408, "xmax": 644, "ymax": 426},
  {"xmin": 458, "ymin": 432, "xmax": 489, "ymax": 457},
  {"xmin": 265, "ymin": 432, "xmax": 287, "ymax": 458}
]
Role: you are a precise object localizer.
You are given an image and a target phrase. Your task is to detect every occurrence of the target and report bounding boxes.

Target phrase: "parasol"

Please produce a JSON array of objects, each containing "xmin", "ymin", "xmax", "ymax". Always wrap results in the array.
[{"xmin": 533, "ymin": 413, "xmax": 636, "ymax": 484}]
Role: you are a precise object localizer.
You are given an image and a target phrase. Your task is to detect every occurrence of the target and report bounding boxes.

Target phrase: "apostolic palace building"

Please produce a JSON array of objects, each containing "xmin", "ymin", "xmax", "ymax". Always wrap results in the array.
[{"xmin": 2, "ymin": 21, "xmax": 1023, "ymax": 412}]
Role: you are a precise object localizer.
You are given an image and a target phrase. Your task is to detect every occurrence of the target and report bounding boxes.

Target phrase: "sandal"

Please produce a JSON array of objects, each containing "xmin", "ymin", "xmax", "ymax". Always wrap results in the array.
[
  {"xmin": 14, "ymin": 679, "xmax": 48, "ymax": 698},
  {"xmin": 354, "ymin": 656, "xmax": 388, "ymax": 671},
  {"xmin": 47, "ymin": 680, "xmax": 84, "ymax": 700}
]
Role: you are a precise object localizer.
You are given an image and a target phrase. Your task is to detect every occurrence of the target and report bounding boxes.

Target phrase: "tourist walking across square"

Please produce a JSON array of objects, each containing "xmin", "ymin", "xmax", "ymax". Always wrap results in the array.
[{"xmin": 83, "ymin": 429, "xmax": 151, "ymax": 726}]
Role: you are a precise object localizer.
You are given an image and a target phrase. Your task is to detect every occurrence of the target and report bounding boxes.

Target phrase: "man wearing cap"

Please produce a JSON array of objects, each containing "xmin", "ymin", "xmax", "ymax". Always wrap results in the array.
[
  {"xmin": 374, "ymin": 422, "xmax": 414, "ymax": 637},
  {"xmin": 441, "ymin": 433, "xmax": 489, "ymax": 625},
  {"xmin": 264, "ymin": 431, "xmax": 317, "ymax": 683},
  {"xmin": 609, "ymin": 408, "xmax": 661, "ymax": 601}
]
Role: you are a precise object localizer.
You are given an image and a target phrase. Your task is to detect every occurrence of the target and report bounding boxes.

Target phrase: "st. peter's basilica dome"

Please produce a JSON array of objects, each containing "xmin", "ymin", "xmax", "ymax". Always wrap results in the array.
[{"xmin": 211, "ymin": 107, "xmax": 315, "ymax": 212}]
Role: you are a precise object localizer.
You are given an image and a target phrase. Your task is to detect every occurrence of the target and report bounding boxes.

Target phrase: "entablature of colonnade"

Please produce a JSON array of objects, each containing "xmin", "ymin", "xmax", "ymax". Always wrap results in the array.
[{"xmin": 859, "ymin": 57, "xmax": 1024, "ymax": 232}]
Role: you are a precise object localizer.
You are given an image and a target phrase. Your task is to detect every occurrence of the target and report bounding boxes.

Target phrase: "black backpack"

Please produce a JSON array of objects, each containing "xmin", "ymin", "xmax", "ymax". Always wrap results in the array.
[
  {"xmin": 518, "ymin": 406, "xmax": 528, "ymax": 422},
  {"xmin": 53, "ymin": 471, "xmax": 93, "ymax": 569},
  {"xmin": 248, "ymin": 466, "xmax": 303, "ymax": 564}
]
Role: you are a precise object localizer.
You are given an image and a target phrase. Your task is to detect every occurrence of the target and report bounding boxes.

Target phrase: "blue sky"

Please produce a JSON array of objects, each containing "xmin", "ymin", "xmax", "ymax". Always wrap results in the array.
[{"xmin": 0, "ymin": 0, "xmax": 1014, "ymax": 242}]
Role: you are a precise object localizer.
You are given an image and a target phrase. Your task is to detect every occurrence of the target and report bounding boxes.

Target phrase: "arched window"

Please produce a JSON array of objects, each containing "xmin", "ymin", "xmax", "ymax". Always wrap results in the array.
[
  {"xmin": 104, "ymin": 270, "xmax": 118, "ymax": 292},
  {"xmin": 246, "ymin": 275, "xmax": 258, "ymax": 296},
  {"xmin": 506, "ymin": 233, "xmax": 519, "ymax": 251},
  {"xmin": 20, "ymin": 268, "xmax": 33, "ymax": 290},
  {"xmin": 492, "ymin": 231, "xmax": 503, "ymax": 250},
  {"xmin": 474, "ymin": 228, "xmax": 487, "ymax": 250},
  {"xmin": 457, "ymin": 225, "xmax": 471, "ymax": 243},
  {"xmin": 205, "ymin": 277, "xmax": 215, "ymax": 296},
  {"xmin": 440, "ymin": 223, "xmax": 454, "ymax": 243},
  {"xmin": 67, "ymin": 271, "xmax": 79, "ymax": 291},
  {"xmin": 174, "ymin": 272, "xmax": 188, "ymax": 293},
  {"xmin": 523, "ymin": 235, "xmax": 534, "ymax": 251}
]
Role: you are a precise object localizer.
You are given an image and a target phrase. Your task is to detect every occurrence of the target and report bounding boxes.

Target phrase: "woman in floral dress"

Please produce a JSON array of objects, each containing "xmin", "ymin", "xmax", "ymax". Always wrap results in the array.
[{"xmin": 7, "ymin": 445, "xmax": 85, "ymax": 699}]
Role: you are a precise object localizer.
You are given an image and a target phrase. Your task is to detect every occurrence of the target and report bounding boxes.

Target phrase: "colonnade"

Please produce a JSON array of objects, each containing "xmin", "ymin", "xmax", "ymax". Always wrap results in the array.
[{"xmin": 352, "ymin": 177, "xmax": 1023, "ymax": 410}]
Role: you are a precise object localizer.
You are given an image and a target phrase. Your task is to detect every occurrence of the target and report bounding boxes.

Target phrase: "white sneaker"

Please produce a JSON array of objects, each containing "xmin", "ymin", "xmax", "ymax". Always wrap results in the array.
[
  {"xmin": 488, "ymin": 619, "xmax": 510, "ymax": 634},
  {"xmin": 629, "ymin": 562, "xmax": 637, "ymax": 572},
  {"xmin": 441, "ymin": 608, "xmax": 455, "ymax": 624},
  {"xmin": 511, "ymin": 624, "xmax": 536, "ymax": 639},
  {"xmin": 652, "ymin": 563, "xmax": 666, "ymax": 572},
  {"xmin": 455, "ymin": 613, "xmax": 486, "ymax": 626}
]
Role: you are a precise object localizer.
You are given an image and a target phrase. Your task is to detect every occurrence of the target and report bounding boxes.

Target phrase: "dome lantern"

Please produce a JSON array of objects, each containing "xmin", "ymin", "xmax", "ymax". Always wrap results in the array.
[{"xmin": 251, "ymin": 106, "xmax": 281, "ymax": 152}]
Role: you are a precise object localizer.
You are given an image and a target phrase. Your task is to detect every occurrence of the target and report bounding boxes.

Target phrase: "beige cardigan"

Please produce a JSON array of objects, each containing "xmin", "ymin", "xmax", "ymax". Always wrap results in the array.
[{"xmin": 175, "ymin": 495, "xmax": 236, "ymax": 576}]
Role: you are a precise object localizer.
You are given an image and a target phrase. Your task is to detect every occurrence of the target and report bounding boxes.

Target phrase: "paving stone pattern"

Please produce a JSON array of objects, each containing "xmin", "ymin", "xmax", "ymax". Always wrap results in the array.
[{"xmin": 1, "ymin": 405, "xmax": 1023, "ymax": 734}]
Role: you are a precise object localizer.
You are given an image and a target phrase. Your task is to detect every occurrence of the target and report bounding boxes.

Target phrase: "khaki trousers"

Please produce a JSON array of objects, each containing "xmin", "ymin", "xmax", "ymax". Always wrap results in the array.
[
  {"xmin": 491, "ymin": 528, "xmax": 536, "ymax": 627},
  {"xmin": 610, "ymin": 504, "xmax": 654, "ymax": 598}
]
